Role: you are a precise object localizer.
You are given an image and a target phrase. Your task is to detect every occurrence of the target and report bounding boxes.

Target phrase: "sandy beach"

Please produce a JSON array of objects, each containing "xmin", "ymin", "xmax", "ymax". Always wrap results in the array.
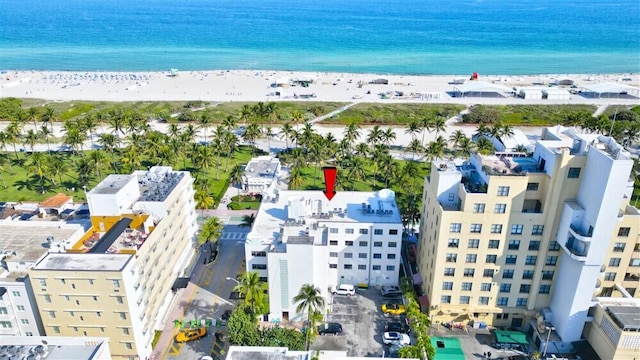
[{"xmin": 1, "ymin": 70, "xmax": 639, "ymax": 105}]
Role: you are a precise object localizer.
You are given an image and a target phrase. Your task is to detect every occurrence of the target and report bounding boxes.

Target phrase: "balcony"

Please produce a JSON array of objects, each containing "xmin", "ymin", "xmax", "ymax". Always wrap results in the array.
[
  {"xmin": 569, "ymin": 224, "xmax": 593, "ymax": 242},
  {"xmin": 565, "ymin": 235, "xmax": 589, "ymax": 260},
  {"xmin": 461, "ymin": 178, "xmax": 488, "ymax": 194},
  {"xmin": 624, "ymin": 273, "xmax": 640, "ymax": 282},
  {"xmin": 522, "ymin": 200, "xmax": 542, "ymax": 214}
]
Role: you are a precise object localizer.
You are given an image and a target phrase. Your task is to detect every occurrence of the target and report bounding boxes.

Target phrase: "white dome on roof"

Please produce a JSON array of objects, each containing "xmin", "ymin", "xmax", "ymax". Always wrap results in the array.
[{"xmin": 377, "ymin": 189, "xmax": 395, "ymax": 200}]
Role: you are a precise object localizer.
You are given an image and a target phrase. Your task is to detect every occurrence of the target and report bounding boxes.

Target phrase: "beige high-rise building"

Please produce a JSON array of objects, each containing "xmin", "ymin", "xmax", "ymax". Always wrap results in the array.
[
  {"xmin": 28, "ymin": 166, "xmax": 198, "ymax": 359},
  {"xmin": 417, "ymin": 127, "xmax": 640, "ymax": 352}
]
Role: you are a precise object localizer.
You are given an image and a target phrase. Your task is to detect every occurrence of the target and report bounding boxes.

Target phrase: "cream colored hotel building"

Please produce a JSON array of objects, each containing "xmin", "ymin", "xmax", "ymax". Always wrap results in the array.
[
  {"xmin": 418, "ymin": 126, "xmax": 640, "ymax": 349},
  {"xmin": 28, "ymin": 166, "xmax": 198, "ymax": 359}
]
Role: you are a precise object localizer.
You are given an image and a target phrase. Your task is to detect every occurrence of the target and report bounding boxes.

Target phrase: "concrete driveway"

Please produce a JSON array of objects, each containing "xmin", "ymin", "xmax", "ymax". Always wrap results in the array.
[{"xmin": 312, "ymin": 288, "xmax": 407, "ymax": 357}]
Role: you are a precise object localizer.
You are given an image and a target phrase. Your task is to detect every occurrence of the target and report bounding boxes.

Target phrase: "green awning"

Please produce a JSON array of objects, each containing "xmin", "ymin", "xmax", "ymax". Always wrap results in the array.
[
  {"xmin": 431, "ymin": 337, "xmax": 465, "ymax": 360},
  {"xmin": 494, "ymin": 330, "xmax": 529, "ymax": 345}
]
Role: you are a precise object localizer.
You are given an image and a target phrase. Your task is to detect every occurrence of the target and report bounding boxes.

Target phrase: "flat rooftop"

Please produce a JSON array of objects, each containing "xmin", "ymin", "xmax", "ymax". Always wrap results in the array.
[
  {"xmin": 606, "ymin": 305, "xmax": 640, "ymax": 331},
  {"xmin": 0, "ymin": 223, "xmax": 85, "ymax": 264},
  {"xmin": 89, "ymin": 174, "xmax": 133, "ymax": 194},
  {"xmin": 33, "ymin": 253, "xmax": 132, "ymax": 272},
  {"xmin": 226, "ymin": 347, "xmax": 308, "ymax": 360},
  {"xmin": 0, "ymin": 337, "xmax": 109, "ymax": 360},
  {"xmin": 245, "ymin": 157, "xmax": 279, "ymax": 178},
  {"xmin": 248, "ymin": 190, "xmax": 401, "ymax": 245}
]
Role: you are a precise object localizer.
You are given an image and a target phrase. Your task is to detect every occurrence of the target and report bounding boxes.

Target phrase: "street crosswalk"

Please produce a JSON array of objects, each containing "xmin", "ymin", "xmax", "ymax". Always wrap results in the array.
[{"xmin": 219, "ymin": 232, "xmax": 247, "ymax": 241}]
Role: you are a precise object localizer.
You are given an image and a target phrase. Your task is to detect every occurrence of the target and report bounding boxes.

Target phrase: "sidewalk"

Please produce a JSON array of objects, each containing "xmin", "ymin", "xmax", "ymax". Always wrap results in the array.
[{"xmin": 150, "ymin": 252, "xmax": 207, "ymax": 360}]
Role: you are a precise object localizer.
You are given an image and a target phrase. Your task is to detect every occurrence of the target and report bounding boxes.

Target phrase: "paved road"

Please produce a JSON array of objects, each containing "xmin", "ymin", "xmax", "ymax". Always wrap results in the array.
[{"xmin": 164, "ymin": 224, "xmax": 249, "ymax": 360}]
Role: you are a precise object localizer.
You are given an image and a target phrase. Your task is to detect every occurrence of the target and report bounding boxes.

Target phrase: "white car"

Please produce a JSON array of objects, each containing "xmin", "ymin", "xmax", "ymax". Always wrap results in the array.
[
  {"xmin": 331, "ymin": 283, "xmax": 356, "ymax": 296},
  {"xmin": 383, "ymin": 331, "xmax": 411, "ymax": 346}
]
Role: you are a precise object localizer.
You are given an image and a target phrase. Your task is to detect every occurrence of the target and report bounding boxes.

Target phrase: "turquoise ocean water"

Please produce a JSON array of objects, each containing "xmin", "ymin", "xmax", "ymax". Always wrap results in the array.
[{"xmin": 0, "ymin": 0, "xmax": 639, "ymax": 75}]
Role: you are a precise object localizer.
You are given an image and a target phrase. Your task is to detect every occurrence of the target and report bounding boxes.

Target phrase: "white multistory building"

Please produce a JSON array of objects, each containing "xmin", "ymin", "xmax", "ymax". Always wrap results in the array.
[{"xmin": 245, "ymin": 189, "xmax": 403, "ymax": 322}]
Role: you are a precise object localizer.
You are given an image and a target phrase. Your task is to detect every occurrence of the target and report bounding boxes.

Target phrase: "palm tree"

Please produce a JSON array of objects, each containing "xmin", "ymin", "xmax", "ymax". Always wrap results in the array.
[
  {"xmin": 294, "ymin": 284, "xmax": 326, "ymax": 351},
  {"xmin": 39, "ymin": 124, "xmax": 53, "ymax": 152},
  {"xmin": 40, "ymin": 107, "xmax": 56, "ymax": 131},
  {"xmin": 195, "ymin": 189, "xmax": 215, "ymax": 216},
  {"xmin": 26, "ymin": 152, "xmax": 50, "ymax": 194},
  {"xmin": 198, "ymin": 216, "xmax": 223, "ymax": 246},
  {"xmin": 81, "ymin": 114, "xmax": 100, "ymax": 148},
  {"xmin": 288, "ymin": 167, "xmax": 304, "ymax": 189},
  {"xmin": 449, "ymin": 130, "xmax": 466, "ymax": 148},
  {"xmin": 23, "ymin": 130, "xmax": 39, "ymax": 152},
  {"xmin": 98, "ymin": 133, "xmax": 120, "ymax": 170},
  {"xmin": 229, "ymin": 165, "xmax": 245, "ymax": 203},
  {"xmin": 476, "ymin": 137, "xmax": 495, "ymax": 155},
  {"xmin": 406, "ymin": 139, "xmax": 423, "ymax": 161},
  {"xmin": 26, "ymin": 107, "xmax": 39, "ymax": 132},
  {"xmin": 47, "ymin": 153, "xmax": 69, "ymax": 186},
  {"xmin": 432, "ymin": 115, "xmax": 447, "ymax": 137},
  {"xmin": 242, "ymin": 123, "xmax": 262, "ymax": 153},
  {"xmin": 366, "ymin": 125, "xmax": 384, "ymax": 146},
  {"xmin": 87, "ymin": 149, "xmax": 108, "ymax": 179},
  {"xmin": 381, "ymin": 128, "xmax": 396, "ymax": 148},
  {"xmin": 198, "ymin": 112, "xmax": 212, "ymax": 143},
  {"xmin": 0, "ymin": 154, "xmax": 9, "ymax": 188},
  {"xmin": 240, "ymin": 213, "xmax": 256, "ymax": 228},
  {"xmin": 456, "ymin": 137, "xmax": 477, "ymax": 158},
  {"xmin": 5, "ymin": 122, "xmax": 22, "ymax": 161},
  {"xmin": 233, "ymin": 271, "xmax": 268, "ymax": 317},
  {"xmin": 474, "ymin": 123, "xmax": 491, "ymax": 139},
  {"xmin": 343, "ymin": 122, "xmax": 361, "ymax": 151},
  {"xmin": 279, "ymin": 123, "xmax": 295, "ymax": 149},
  {"xmin": 348, "ymin": 157, "xmax": 367, "ymax": 190}
]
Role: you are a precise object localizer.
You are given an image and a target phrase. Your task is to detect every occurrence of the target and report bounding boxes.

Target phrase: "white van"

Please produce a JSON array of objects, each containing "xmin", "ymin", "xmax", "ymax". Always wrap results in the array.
[{"xmin": 331, "ymin": 283, "xmax": 356, "ymax": 296}]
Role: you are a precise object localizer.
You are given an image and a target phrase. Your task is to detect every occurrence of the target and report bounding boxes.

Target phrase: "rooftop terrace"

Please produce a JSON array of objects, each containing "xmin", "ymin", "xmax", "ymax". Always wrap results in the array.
[{"xmin": 606, "ymin": 306, "xmax": 640, "ymax": 331}]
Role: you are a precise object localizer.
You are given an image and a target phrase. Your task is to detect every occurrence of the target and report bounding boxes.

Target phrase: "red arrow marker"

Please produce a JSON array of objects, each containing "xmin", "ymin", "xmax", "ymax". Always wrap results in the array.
[{"xmin": 323, "ymin": 167, "xmax": 337, "ymax": 201}]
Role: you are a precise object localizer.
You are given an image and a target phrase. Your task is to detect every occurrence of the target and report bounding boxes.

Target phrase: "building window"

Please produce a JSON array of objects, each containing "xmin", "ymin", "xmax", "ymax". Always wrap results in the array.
[
  {"xmin": 567, "ymin": 167, "xmax": 581, "ymax": 178},
  {"xmin": 548, "ymin": 241, "xmax": 561, "ymax": 251},
  {"xmin": 503, "ymin": 270, "xmax": 514, "ymax": 279},
  {"xmin": 112, "ymin": 280, "xmax": 120, "ymax": 289},
  {"xmin": 374, "ymin": 229, "xmax": 383, "ymax": 235},
  {"xmin": 359, "ymin": 241, "xmax": 368, "ymax": 247},
  {"xmin": 608, "ymin": 258, "xmax": 621, "ymax": 267},
  {"xmin": 386, "ymin": 265, "xmax": 395, "ymax": 271},
  {"xmin": 329, "ymin": 240, "xmax": 338, "ymax": 246},
  {"xmin": 52, "ymin": 326, "xmax": 60, "ymax": 334},
  {"xmin": 11, "ymin": 291, "xmax": 20, "ymax": 297},
  {"xmin": 470, "ymin": 224, "xmax": 482, "ymax": 233},
  {"xmin": 48, "ymin": 311, "xmax": 56, "ymax": 318},
  {"xmin": 526, "ymin": 182, "xmax": 539, "ymax": 191},
  {"xmin": 520, "ymin": 284, "xmax": 531, "ymax": 293},
  {"xmin": 444, "ymin": 268, "xmax": 455, "ymax": 276},
  {"xmin": 488, "ymin": 240, "xmax": 500, "ymax": 249},
  {"xmin": 389, "ymin": 229, "xmax": 398, "ymax": 235},
  {"xmin": 497, "ymin": 297, "xmax": 509, "ymax": 306},
  {"xmin": 511, "ymin": 224, "xmax": 523, "ymax": 234},
  {"xmin": 459, "ymin": 296, "xmax": 470, "ymax": 304},
  {"xmin": 344, "ymin": 253, "xmax": 353, "ymax": 258},
  {"xmin": 20, "ymin": 319, "xmax": 29, "ymax": 325},
  {"xmin": 630, "ymin": 258, "xmax": 640, "ymax": 267},
  {"xmin": 446, "ymin": 254, "xmax": 457, "ymax": 263},
  {"xmin": 330, "ymin": 252, "xmax": 338, "ymax": 258},
  {"xmin": 359, "ymin": 253, "xmax": 367, "ymax": 259},
  {"xmin": 344, "ymin": 264, "xmax": 352, "ymax": 270},
  {"xmin": 345, "ymin": 241, "xmax": 354, "ymax": 246},
  {"xmin": 330, "ymin": 228, "xmax": 339, "ymax": 234},
  {"xmin": 499, "ymin": 284, "xmax": 511, "ymax": 293},
  {"xmin": 483, "ymin": 269, "xmax": 494, "ymax": 277},
  {"xmin": 442, "ymin": 282, "xmax": 453, "ymax": 290},
  {"xmin": 450, "ymin": 223, "xmax": 462, "ymax": 233},
  {"xmin": 388, "ymin": 242, "xmax": 397, "ymax": 248},
  {"xmin": 604, "ymin": 272, "xmax": 616, "ymax": 281},
  {"xmin": 528, "ymin": 241, "xmax": 540, "ymax": 251},
  {"xmin": 522, "ymin": 270, "xmax": 534, "ymax": 280},
  {"xmin": 463, "ymin": 268, "xmax": 475, "ymax": 277},
  {"xmin": 38, "ymin": 279, "xmax": 47, "ymax": 287},
  {"xmin": 116, "ymin": 296, "xmax": 123, "ymax": 304},
  {"xmin": 448, "ymin": 238, "xmax": 459, "ymax": 248},
  {"xmin": 448, "ymin": 193, "xmax": 455, "ymax": 201},
  {"xmin": 16, "ymin": 305, "xmax": 24, "ymax": 311},
  {"xmin": 373, "ymin": 241, "xmax": 382, "ymax": 247},
  {"xmin": 542, "ymin": 270, "xmax": 554, "ymax": 280},
  {"xmin": 372, "ymin": 265, "xmax": 381, "ymax": 270},
  {"xmin": 441, "ymin": 296, "xmax": 451, "ymax": 304},
  {"xmin": 345, "ymin": 228, "xmax": 354, "ymax": 234},
  {"xmin": 481, "ymin": 283, "xmax": 492, "ymax": 291},
  {"xmin": 473, "ymin": 203, "xmax": 486, "ymax": 213},
  {"xmin": 490, "ymin": 224, "xmax": 503, "ymax": 234},
  {"xmin": 119, "ymin": 312, "xmax": 127, "ymax": 320},
  {"xmin": 478, "ymin": 297, "xmax": 490, "ymax": 305},
  {"xmin": 461, "ymin": 282, "xmax": 473, "ymax": 291},
  {"xmin": 358, "ymin": 265, "xmax": 367, "ymax": 270},
  {"xmin": 508, "ymin": 240, "xmax": 520, "ymax": 250},
  {"xmin": 359, "ymin": 228, "xmax": 368, "ymax": 234},
  {"xmin": 546, "ymin": 256, "xmax": 558, "ymax": 266},
  {"xmin": 0, "ymin": 308, "xmax": 6, "ymax": 315},
  {"xmin": 505, "ymin": 255, "xmax": 517, "ymax": 264},
  {"xmin": 486, "ymin": 255, "xmax": 497, "ymax": 264},
  {"xmin": 251, "ymin": 264, "xmax": 267, "ymax": 270},
  {"xmin": 618, "ymin": 227, "xmax": 631, "ymax": 237},
  {"xmin": 43, "ymin": 295, "xmax": 51, "ymax": 303},
  {"xmin": 251, "ymin": 251, "xmax": 267, "ymax": 257},
  {"xmin": 539, "ymin": 285, "xmax": 551, "ymax": 294},
  {"xmin": 516, "ymin": 298, "xmax": 528, "ymax": 307},
  {"xmin": 531, "ymin": 225, "xmax": 544, "ymax": 235},
  {"xmin": 466, "ymin": 254, "xmax": 477, "ymax": 263},
  {"xmin": 525, "ymin": 256, "xmax": 537, "ymax": 266},
  {"xmin": 25, "ymin": 332, "xmax": 33, "ymax": 336},
  {"xmin": 373, "ymin": 253, "xmax": 382, "ymax": 259},
  {"xmin": 329, "ymin": 264, "xmax": 337, "ymax": 269},
  {"xmin": 125, "ymin": 343, "xmax": 133, "ymax": 350},
  {"xmin": 387, "ymin": 254, "xmax": 396, "ymax": 260},
  {"xmin": 613, "ymin": 243, "xmax": 626, "ymax": 252},
  {"xmin": 122, "ymin": 328, "xmax": 130, "ymax": 335},
  {"xmin": 494, "ymin": 204, "xmax": 506, "ymax": 213},
  {"xmin": 497, "ymin": 186, "xmax": 510, "ymax": 196},
  {"xmin": 468, "ymin": 239, "xmax": 480, "ymax": 248},
  {"xmin": 97, "ymin": 311, "xmax": 102, "ymax": 317}
]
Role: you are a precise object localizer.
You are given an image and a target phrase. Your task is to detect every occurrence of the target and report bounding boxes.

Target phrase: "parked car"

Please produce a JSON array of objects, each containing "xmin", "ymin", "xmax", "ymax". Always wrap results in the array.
[
  {"xmin": 381, "ymin": 285, "xmax": 403, "ymax": 297},
  {"xmin": 317, "ymin": 322, "xmax": 343, "ymax": 335},
  {"xmin": 331, "ymin": 283, "xmax": 356, "ymax": 296},
  {"xmin": 383, "ymin": 331, "xmax": 411, "ymax": 345},
  {"xmin": 385, "ymin": 321, "xmax": 410, "ymax": 334},
  {"xmin": 389, "ymin": 343, "xmax": 407, "ymax": 357},
  {"xmin": 175, "ymin": 327, "xmax": 207, "ymax": 343},
  {"xmin": 382, "ymin": 303, "xmax": 406, "ymax": 315},
  {"xmin": 221, "ymin": 310, "xmax": 232, "ymax": 321}
]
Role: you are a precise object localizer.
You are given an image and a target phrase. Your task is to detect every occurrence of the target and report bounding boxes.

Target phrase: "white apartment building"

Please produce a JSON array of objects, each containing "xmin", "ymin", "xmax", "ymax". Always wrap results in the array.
[
  {"xmin": 28, "ymin": 166, "xmax": 198, "ymax": 359},
  {"xmin": 245, "ymin": 189, "xmax": 403, "ymax": 322},
  {"xmin": 0, "ymin": 221, "xmax": 86, "ymax": 336},
  {"xmin": 418, "ymin": 126, "xmax": 638, "ymax": 350},
  {"xmin": 242, "ymin": 156, "xmax": 281, "ymax": 193}
]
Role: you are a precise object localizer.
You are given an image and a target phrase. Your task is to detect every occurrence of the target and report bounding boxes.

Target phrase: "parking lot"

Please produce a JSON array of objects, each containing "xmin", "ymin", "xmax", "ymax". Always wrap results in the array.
[{"xmin": 311, "ymin": 287, "xmax": 407, "ymax": 357}]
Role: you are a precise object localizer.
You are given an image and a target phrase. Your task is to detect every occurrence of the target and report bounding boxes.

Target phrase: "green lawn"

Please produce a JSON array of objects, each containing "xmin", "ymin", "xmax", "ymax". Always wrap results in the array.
[
  {"xmin": 227, "ymin": 201, "xmax": 261, "ymax": 210},
  {"xmin": 0, "ymin": 146, "xmax": 256, "ymax": 203},
  {"xmin": 328, "ymin": 103, "xmax": 466, "ymax": 125}
]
